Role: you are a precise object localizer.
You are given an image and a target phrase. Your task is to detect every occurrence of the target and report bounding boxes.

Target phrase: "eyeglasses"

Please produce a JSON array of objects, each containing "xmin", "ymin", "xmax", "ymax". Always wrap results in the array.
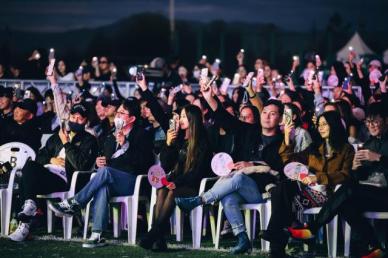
[
  {"xmin": 116, "ymin": 111, "xmax": 130, "ymax": 116},
  {"xmin": 365, "ymin": 119, "xmax": 382, "ymax": 126},
  {"xmin": 318, "ymin": 122, "xmax": 329, "ymax": 128}
]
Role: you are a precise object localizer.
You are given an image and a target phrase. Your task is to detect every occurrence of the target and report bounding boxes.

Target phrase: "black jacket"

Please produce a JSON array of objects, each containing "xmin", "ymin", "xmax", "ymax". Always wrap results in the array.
[
  {"xmin": 0, "ymin": 118, "xmax": 42, "ymax": 153},
  {"xmin": 356, "ymin": 132, "xmax": 388, "ymax": 183},
  {"xmin": 102, "ymin": 124, "xmax": 154, "ymax": 175},
  {"xmin": 160, "ymin": 139, "xmax": 212, "ymax": 189},
  {"xmin": 211, "ymin": 101, "xmax": 284, "ymax": 192},
  {"xmin": 36, "ymin": 130, "xmax": 98, "ymax": 184}
]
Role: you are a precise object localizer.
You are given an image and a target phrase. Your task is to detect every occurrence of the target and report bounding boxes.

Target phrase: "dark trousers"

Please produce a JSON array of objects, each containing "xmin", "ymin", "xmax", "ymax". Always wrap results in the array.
[
  {"xmin": 267, "ymin": 180, "xmax": 299, "ymax": 245},
  {"xmin": 20, "ymin": 160, "xmax": 68, "ymax": 205},
  {"xmin": 311, "ymin": 183, "xmax": 388, "ymax": 250}
]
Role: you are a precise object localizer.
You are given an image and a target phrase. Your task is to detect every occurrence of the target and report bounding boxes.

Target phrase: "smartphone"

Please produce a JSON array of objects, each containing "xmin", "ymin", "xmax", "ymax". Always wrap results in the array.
[
  {"xmin": 343, "ymin": 77, "xmax": 350, "ymax": 90},
  {"xmin": 232, "ymin": 73, "xmax": 240, "ymax": 85},
  {"xmin": 136, "ymin": 67, "xmax": 144, "ymax": 81},
  {"xmin": 284, "ymin": 108, "xmax": 293, "ymax": 125},
  {"xmin": 24, "ymin": 90, "xmax": 31, "ymax": 99},
  {"xmin": 357, "ymin": 143, "xmax": 364, "ymax": 151},
  {"xmin": 172, "ymin": 84, "xmax": 182, "ymax": 94},
  {"xmin": 169, "ymin": 118, "xmax": 176, "ymax": 132},
  {"xmin": 220, "ymin": 78, "xmax": 231, "ymax": 94},
  {"xmin": 242, "ymin": 72, "xmax": 255, "ymax": 87},
  {"xmin": 200, "ymin": 68, "xmax": 208, "ymax": 81}
]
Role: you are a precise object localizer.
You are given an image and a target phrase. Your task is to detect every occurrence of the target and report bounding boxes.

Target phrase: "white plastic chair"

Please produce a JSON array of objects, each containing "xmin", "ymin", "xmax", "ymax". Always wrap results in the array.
[
  {"xmin": 37, "ymin": 170, "xmax": 93, "ymax": 240},
  {"xmin": 83, "ymin": 174, "xmax": 149, "ymax": 245},
  {"xmin": 343, "ymin": 212, "xmax": 388, "ymax": 257},
  {"xmin": 40, "ymin": 134, "xmax": 53, "ymax": 149},
  {"xmin": 147, "ymin": 177, "xmax": 218, "ymax": 249},
  {"xmin": 0, "ymin": 142, "xmax": 36, "ymax": 236},
  {"xmin": 303, "ymin": 207, "xmax": 339, "ymax": 258},
  {"xmin": 215, "ymin": 200, "xmax": 272, "ymax": 252}
]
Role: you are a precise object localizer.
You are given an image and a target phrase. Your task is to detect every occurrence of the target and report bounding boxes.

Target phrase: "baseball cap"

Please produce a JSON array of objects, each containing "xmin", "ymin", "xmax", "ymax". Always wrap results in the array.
[
  {"xmin": 15, "ymin": 99, "xmax": 37, "ymax": 115},
  {"xmin": 70, "ymin": 103, "xmax": 88, "ymax": 117}
]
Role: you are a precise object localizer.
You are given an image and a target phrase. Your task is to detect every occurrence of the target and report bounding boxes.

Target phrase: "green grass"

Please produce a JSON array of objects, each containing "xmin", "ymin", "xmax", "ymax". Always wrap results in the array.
[
  {"xmin": 0, "ymin": 237, "xmax": 268, "ymax": 258},
  {"xmin": 0, "ymin": 220, "xmax": 340, "ymax": 258}
]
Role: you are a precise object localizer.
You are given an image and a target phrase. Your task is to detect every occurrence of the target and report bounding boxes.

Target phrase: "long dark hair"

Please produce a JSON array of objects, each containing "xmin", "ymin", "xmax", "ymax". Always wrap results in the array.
[
  {"xmin": 182, "ymin": 105, "xmax": 208, "ymax": 172},
  {"xmin": 316, "ymin": 111, "xmax": 347, "ymax": 151}
]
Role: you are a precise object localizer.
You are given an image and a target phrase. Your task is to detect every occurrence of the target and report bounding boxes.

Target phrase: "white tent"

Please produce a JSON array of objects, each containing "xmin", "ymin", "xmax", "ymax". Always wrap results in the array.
[{"xmin": 336, "ymin": 32, "xmax": 374, "ymax": 61}]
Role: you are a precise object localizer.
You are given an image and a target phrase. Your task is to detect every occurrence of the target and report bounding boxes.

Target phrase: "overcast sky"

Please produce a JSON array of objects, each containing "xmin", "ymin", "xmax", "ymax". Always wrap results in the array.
[{"xmin": 1, "ymin": 0, "xmax": 387, "ymax": 32}]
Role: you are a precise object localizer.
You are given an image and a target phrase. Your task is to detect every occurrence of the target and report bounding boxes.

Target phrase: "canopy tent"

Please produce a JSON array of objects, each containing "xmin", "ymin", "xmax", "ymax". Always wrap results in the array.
[{"xmin": 336, "ymin": 32, "xmax": 374, "ymax": 61}]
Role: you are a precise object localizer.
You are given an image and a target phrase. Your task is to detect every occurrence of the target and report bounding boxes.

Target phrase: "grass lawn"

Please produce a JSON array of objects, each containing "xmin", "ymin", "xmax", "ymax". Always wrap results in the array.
[{"xmin": 0, "ymin": 211, "xmax": 342, "ymax": 258}]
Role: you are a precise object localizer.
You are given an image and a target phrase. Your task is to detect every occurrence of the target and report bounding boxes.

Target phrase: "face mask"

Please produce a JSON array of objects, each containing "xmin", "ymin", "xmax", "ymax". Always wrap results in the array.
[
  {"xmin": 193, "ymin": 70, "xmax": 200, "ymax": 79},
  {"xmin": 327, "ymin": 75, "xmax": 339, "ymax": 87},
  {"xmin": 68, "ymin": 121, "xmax": 85, "ymax": 133},
  {"xmin": 114, "ymin": 117, "xmax": 126, "ymax": 130}
]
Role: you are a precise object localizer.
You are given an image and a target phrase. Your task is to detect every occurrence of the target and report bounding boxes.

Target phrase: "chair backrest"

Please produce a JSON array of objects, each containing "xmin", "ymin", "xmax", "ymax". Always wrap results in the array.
[
  {"xmin": 40, "ymin": 134, "xmax": 53, "ymax": 149},
  {"xmin": 0, "ymin": 142, "xmax": 36, "ymax": 170}
]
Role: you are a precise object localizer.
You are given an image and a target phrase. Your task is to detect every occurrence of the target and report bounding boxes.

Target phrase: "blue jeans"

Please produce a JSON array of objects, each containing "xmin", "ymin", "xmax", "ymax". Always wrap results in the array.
[
  {"xmin": 202, "ymin": 172, "xmax": 263, "ymax": 235},
  {"xmin": 74, "ymin": 167, "xmax": 137, "ymax": 232}
]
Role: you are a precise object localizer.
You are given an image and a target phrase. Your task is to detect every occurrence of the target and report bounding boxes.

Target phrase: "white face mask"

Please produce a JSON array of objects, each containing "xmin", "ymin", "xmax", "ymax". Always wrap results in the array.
[
  {"xmin": 114, "ymin": 117, "xmax": 126, "ymax": 130},
  {"xmin": 327, "ymin": 74, "xmax": 339, "ymax": 87},
  {"xmin": 193, "ymin": 70, "xmax": 200, "ymax": 79}
]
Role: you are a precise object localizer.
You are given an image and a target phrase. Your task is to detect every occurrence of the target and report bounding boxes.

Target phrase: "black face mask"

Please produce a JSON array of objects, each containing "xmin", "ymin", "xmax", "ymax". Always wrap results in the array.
[{"xmin": 68, "ymin": 121, "xmax": 85, "ymax": 133}]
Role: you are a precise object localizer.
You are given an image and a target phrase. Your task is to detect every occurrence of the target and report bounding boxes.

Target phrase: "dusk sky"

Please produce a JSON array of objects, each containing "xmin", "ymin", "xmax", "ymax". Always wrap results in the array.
[{"xmin": 1, "ymin": 0, "xmax": 387, "ymax": 33}]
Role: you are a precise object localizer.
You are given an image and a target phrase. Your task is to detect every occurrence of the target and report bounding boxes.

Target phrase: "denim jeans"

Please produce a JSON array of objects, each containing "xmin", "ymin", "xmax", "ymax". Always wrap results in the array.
[
  {"xmin": 74, "ymin": 166, "xmax": 137, "ymax": 232},
  {"xmin": 202, "ymin": 172, "xmax": 263, "ymax": 235}
]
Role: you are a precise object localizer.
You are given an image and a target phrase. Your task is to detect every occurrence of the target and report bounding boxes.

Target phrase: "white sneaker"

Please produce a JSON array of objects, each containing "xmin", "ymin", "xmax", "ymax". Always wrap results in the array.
[
  {"xmin": 82, "ymin": 232, "xmax": 107, "ymax": 248},
  {"xmin": 17, "ymin": 199, "xmax": 37, "ymax": 221},
  {"xmin": 9, "ymin": 222, "xmax": 30, "ymax": 242}
]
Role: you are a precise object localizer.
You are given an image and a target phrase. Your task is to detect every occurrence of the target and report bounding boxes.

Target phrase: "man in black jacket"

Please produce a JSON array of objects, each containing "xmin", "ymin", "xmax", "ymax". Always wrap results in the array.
[
  {"xmin": 0, "ymin": 98, "xmax": 42, "ymax": 152},
  {"xmin": 50, "ymin": 99, "xmax": 154, "ymax": 248},
  {"xmin": 9, "ymin": 103, "xmax": 98, "ymax": 242},
  {"xmin": 176, "ymin": 81, "xmax": 284, "ymax": 254}
]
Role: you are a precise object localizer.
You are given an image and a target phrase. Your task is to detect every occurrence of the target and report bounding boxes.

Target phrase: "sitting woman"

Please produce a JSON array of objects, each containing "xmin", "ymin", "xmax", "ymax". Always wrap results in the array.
[
  {"xmin": 139, "ymin": 105, "xmax": 212, "ymax": 251},
  {"xmin": 261, "ymin": 111, "xmax": 355, "ymax": 258},
  {"xmin": 288, "ymin": 102, "xmax": 388, "ymax": 258}
]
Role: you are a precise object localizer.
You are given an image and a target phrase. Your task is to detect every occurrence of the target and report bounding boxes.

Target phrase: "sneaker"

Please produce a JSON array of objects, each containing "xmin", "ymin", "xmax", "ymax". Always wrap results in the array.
[
  {"xmin": 288, "ymin": 224, "xmax": 315, "ymax": 240},
  {"xmin": 48, "ymin": 198, "xmax": 81, "ymax": 217},
  {"xmin": 220, "ymin": 220, "xmax": 233, "ymax": 236},
  {"xmin": 8, "ymin": 222, "xmax": 30, "ymax": 242},
  {"xmin": 174, "ymin": 196, "xmax": 202, "ymax": 213},
  {"xmin": 17, "ymin": 199, "xmax": 37, "ymax": 222},
  {"xmin": 361, "ymin": 248, "xmax": 386, "ymax": 258},
  {"xmin": 82, "ymin": 232, "xmax": 107, "ymax": 248}
]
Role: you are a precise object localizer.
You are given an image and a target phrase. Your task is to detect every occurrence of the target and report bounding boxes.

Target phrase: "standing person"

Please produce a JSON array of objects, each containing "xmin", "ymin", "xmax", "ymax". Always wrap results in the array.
[
  {"xmin": 49, "ymin": 99, "xmax": 154, "ymax": 248},
  {"xmin": 288, "ymin": 102, "xmax": 388, "ymax": 258},
  {"xmin": 261, "ymin": 111, "xmax": 354, "ymax": 258},
  {"xmin": 8, "ymin": 103, "xmax": 98, "ymax": 241},
  {"xmin": 139, "ymin": 105, "xmax": 212, "ymax": 251}
]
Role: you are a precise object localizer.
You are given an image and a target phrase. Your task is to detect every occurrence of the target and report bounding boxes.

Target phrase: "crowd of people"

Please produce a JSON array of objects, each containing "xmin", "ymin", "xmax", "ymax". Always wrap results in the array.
[{"xmin": 0, "ymin": 49, "xmax": 387, "ymax": 258}]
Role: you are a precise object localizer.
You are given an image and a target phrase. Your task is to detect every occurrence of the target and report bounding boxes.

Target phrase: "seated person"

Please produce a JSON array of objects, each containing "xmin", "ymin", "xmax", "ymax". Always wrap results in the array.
[
  {"xmin": 261, "ymin": 111, "xmax": 354, "ymax": 258},
  {"xmin": 175, "ymin": 81, "xmax": 285, "ymax": 255},
  {"xmin": 139, "ymin": 105, "xmax": 212, "ymax": 251},
  {"xmin": 9, "ymin": 103, "xmax": 98, "ymax": 241},
  {"xmin": 50, "ymin": 99, "xmax": 154, "ymax": 248},
  {"xmin": 0, "ymin": 98, "xmax": 42, "ymax": 152},
  {"xmin": 288, "ymin": 102, "xmax": 388, "ymax": 258}
]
